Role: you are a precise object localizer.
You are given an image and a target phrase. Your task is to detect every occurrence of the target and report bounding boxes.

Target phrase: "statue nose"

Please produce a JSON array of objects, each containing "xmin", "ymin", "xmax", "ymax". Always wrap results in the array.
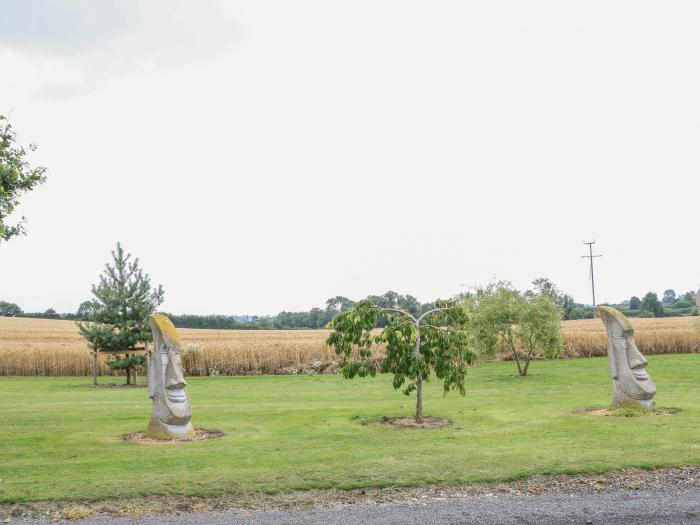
[
  {"xmin": 627, "ymin": 342, "xmax": 648, "ymax": 369},
  {"xmin": 165, "ymin": 355, "xmax": 187, "ymax": 389}
]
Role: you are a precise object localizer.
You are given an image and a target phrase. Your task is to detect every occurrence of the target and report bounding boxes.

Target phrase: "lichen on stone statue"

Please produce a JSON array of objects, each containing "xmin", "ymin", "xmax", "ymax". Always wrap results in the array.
[
  {"xmin": 145, "ymin": 313, "xmax": 195, "ymax": 439},
  {"xmin": 597, "ymin": 306, "xmax": 656, "ymax": 411}
]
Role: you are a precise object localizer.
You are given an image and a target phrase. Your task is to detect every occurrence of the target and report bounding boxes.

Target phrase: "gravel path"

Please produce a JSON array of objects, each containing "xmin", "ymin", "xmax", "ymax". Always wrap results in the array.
[{"xmin": 16, "ymin": 485, "xmax": 700, "ymax": 525}]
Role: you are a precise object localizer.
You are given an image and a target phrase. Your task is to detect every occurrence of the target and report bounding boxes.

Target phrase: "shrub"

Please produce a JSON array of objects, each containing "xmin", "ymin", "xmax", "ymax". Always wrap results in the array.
[
  {"xmin": 673, "ymin": 300, "xmax": 693, "ymax": 309},
  {"xmin": 465, "ymin": 282, "xmax": 563, "ymax": 376}
]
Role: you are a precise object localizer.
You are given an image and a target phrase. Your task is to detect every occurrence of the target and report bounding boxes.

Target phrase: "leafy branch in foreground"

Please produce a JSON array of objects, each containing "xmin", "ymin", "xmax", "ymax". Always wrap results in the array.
[
  {"xmin": 0, "ymin": 115, "xmax": 47, "ymax": 242},
  {"xmin": 326, "ymin": 298, "xmax": 475, "ymax": 422}
]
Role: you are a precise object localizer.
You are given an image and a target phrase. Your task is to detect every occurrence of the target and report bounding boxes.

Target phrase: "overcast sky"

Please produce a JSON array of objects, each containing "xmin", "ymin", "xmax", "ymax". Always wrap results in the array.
[{"xmin": 1, "ymin": 1, "xmax": 698, "ymax": 315}]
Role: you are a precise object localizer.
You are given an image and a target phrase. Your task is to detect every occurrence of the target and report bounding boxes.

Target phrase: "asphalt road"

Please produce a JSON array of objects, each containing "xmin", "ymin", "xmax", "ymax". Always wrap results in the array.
[{"xmin": 20, "ymin": 485, "xmax": 700, "ymax": 525}]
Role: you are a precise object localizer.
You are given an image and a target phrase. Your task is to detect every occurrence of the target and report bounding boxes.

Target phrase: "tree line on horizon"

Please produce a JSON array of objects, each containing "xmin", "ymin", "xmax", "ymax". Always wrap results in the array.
[
  {"xmin": 620, "ymin": 289, "xmax": 698, "ymax": 318},
  {"xmin": 0, "ymin": 291, "xmax": 438, "ymax": 329},
  {"xmin": 3, "ymin": 280, "xmax": 697, "ymax": 329}
]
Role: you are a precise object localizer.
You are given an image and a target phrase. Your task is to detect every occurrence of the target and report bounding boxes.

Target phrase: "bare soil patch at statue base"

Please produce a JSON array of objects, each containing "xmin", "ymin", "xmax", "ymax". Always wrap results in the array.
[
  {"xmin": 90, "ymin": 383, "xmax": 147, "ymax": 388},
  {"xmin": 123, "ymin": 429, "xmax": 224, "ymax": 444},
  {"xmin": 578, "ymin": 407, "xmax": 679, "ymax": 417},
  {"xmin": 380, "ymin": 416, "xmax": 452, "ymax": 428}
]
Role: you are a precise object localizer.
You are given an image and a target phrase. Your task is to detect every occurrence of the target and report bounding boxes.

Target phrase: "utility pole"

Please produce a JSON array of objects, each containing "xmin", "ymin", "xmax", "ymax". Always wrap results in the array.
[{"xmin": 581, "ymin": 241, "xmax": 602, "ymax": 312}]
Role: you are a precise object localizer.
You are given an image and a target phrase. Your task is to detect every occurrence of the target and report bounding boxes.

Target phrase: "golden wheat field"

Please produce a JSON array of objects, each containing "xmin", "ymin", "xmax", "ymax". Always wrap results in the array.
[{"xmin": 0, "ymin": 316, "xmax": 699, "ymax": 376}]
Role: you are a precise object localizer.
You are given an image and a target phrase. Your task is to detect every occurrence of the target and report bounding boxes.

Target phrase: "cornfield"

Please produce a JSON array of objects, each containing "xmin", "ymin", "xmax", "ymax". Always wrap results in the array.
[
  {"xmin": 561, "ymin": 316, "xmax": 700, "ymax": 357},
  {"xmin": 0, "ymin": 317, "xmax": 335, "ymax": 377},
  {"xmin": 0, "ymin": 316, "xmax": 698, "ymax": 377}
]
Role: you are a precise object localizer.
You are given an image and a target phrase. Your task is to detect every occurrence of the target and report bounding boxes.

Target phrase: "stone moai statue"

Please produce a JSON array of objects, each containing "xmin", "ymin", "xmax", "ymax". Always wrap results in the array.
[
  {"xmin": 597, "ymin": 306, "xmax": 656, "ymax": 410},
  {"xmin": 145, "ymin": 313, "xmax": 195, "ymax": 439}
]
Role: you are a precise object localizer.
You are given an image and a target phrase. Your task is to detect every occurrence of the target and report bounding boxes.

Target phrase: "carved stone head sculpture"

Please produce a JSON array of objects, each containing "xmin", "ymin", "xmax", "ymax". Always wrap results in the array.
[
  {"xmin": 597, "ymin": 306, "xmax": 656, "ymax": 410},
  {"xmin": 145, "ymin": 313, "xmax": 195, "ymax": 439}
]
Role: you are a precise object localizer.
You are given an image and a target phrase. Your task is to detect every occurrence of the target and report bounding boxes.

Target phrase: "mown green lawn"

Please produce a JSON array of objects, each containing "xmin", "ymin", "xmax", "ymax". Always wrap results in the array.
[{"xmin": 1, "ymin": 354, "xmax": 699, "ymax": 503}]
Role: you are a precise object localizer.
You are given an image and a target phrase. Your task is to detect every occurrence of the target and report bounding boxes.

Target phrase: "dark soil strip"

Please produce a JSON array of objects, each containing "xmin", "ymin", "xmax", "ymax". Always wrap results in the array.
[{"xmin": 2, "ymin": 466, "xmax": 698, "ymax": 522}]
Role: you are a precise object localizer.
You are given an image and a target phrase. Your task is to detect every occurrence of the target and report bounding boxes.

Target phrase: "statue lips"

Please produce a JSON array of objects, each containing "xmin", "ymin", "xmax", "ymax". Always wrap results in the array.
[
  {"xmin": 162, "ymin": 344, "xmax": 191, "ymax": 421},
  {"xmin": 623, "ymin": 365, "xmax": 656, "ymax": 399},
  {"xmin": 632, "ymin": 367, "xmax": 649, "ymax": 380},
  {"xmin": 164, "ymin": 386, "xmax": 192, "ymax": 424},
  {"xmin": 619, "ymin": 339, "xmax": 656, "ymax": 400},
  {"xmin": 613, "ymin": 334, "xmax": 656, "ymax": 400},
  {"xmin": 163, "ymin": 380, "xmax": 192, "ymax": 423},
  {"xmin": 167, "ymin": 388, "xmax": 187, "ymax": 403}
]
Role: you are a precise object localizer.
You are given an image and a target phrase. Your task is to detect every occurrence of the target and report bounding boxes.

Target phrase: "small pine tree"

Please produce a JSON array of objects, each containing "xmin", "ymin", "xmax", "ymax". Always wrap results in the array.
[{"xmin": 78, "ymin": 243, "xmax": 164, "ymax": 384}]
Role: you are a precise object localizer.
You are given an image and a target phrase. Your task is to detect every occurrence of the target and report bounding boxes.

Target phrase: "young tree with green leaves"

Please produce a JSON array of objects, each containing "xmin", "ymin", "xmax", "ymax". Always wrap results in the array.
[
  {"xmin": 527, "ymin": 277, "xmax": 576, "ymax": 320},
  {"xmin": 0, "ymin": 115, "xmax": 47, "ymax": 242},
  {"xmin": 465, "ymin": 282, "xmax": 562, "ymax": 376},
  {"xmin": 683, "ymin": 291, "xmax": 697, "ymax": 306},
  {"xmin": 0, "ymin": 300, "xmax": 23, "ymax": 317},
  {"xmin": 640, "ymin": 292, "xmax": 663, "ymax": 317},
  {"xmin": 662, "ymin": 289, "xmax": 677, "ymax": 305},
  {"xmin": 326, "ymin": 299, "xmax": 474, "ymax": 423},
  {"xmin": 78, "ymin": 243, "xmax": 164, "ymax": 384},
  {"xmin": 75, "ymin": 301, "xmax": 94, "ymax": 321}
]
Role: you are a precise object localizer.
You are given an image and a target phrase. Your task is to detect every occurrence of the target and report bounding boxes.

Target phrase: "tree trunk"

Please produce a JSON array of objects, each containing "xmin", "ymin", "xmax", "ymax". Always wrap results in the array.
[
  {"xmin": 522, "ymin": 349, "xmax": 533, "ymax": 376},
  {"xmin": 414, "ymin": 326, "xmax": 423, "ymax": 422},
  {"xmin": 125, "ymin": 353, "xmax": 131, "ymax": 385},
  {"xmin": 508, "ymin": 331, "xmax": 524, "ymax": 375},
  {"xmin": 513, "ymin": 351, "xmax": 524, "ymax": 375},
  {"xmin": 416, "ymin": 371, "xmax": 423, "ymax": 422}
]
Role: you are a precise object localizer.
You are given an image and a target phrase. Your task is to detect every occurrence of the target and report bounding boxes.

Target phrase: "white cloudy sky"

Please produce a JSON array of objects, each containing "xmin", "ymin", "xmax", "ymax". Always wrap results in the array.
[{"xmin": 1, "ymin": 1, "xmax": 698, "ymax": 315}]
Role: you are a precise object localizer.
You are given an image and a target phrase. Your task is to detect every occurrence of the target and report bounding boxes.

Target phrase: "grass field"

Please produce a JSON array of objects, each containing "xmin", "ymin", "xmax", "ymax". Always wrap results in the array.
[
  {"xmin": 1, "ymin": 354, "xmax": 699, "ymax": 503},
  {"xmin": 1, "ymin": 316, "xmax": 699, "ymax": 376}
]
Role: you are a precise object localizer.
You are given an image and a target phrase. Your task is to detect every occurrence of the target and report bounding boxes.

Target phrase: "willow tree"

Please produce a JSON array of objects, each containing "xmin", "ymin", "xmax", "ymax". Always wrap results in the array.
[{"xmin": 326, "ymin": 299, "xmax": 475, "ymax": 422}]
